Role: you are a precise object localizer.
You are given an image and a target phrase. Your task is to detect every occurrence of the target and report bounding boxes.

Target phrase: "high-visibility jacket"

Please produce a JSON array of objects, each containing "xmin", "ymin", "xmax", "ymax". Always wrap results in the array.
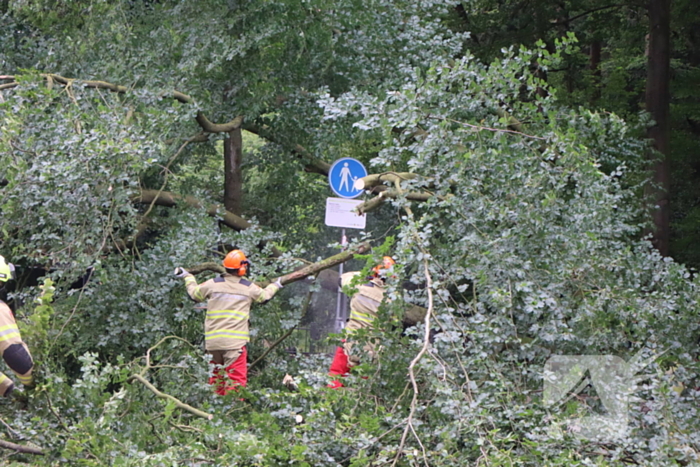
[
  {"xmin": 183, "ymin": 273, "xmax": 280, "ymax": 352},
  {"xmin": 0, "ymin": 300, "xmax": 33, "ymax": 396},
  {"xmin": 340, "ymin": 272, "xmax": 387, "ymax": 333}
]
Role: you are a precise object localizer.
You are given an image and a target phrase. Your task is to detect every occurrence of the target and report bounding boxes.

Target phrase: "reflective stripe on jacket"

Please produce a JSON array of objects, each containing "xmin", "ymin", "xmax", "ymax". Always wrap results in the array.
[
  {"xmin": 340, "ymin": 272, "xmax": 386, "ymax": 333},
  {"xmin": 185, "ymin": 273, "xmax": 280, "ymax": 351},
  {"xmin": 0, "ymin": 301, "xmax": 34, "ymax": 389},
  {"xmin": 0, "ymin": 302, "xmax": 22, "ymax": 352}
]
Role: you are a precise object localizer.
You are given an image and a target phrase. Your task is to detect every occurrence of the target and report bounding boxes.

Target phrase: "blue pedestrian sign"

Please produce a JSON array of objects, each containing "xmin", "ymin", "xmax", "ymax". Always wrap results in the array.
[{"xmin": 328, "ymin": 157, "xmax": 368, "ymax": 199}]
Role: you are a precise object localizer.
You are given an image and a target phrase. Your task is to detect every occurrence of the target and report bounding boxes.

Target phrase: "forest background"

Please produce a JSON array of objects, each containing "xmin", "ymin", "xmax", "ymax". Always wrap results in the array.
[{"xmin": 1, "ymin": 0, "xmax": 699, "ymax": 465}]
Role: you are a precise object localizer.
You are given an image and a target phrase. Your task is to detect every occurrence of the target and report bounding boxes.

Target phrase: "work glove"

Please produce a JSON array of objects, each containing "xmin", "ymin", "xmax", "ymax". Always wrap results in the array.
[
  {"xmin": 273, "ymin": 277, "xmax": 284, "ymax": 288},
  {"xmin": 174, "ymin": 267, "xmax": 189, "ymax": 278}
]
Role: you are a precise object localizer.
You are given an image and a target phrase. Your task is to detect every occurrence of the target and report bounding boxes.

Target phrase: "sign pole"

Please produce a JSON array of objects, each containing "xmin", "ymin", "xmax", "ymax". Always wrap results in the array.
[
  {"xmin": 326, "ymin": 157, "xmax": 368, "ymax": 333},
  {"xmin": 335, "ymin": 228, "xmax": 347, "ymax": 332}
]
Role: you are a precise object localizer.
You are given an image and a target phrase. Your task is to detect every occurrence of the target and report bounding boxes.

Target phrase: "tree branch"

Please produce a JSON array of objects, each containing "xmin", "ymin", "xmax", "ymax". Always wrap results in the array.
[
  {"xmin": 195, "ymin": 113, "xmax": 243, "ymax": 133},
  {"xmin": 47, "ymin": 74, "xmax": 128, "ymax": 93},
  {"xmin": 1, "ymin": 74, "xmax": 334, "ymax": 177},
  {"xmin": 392, "ymin": 180, "xmax": 434, "ymax": 467},
  {"xmin": 243, "ymin": 122, "xmax": 331, "ymax": 175},
  {"xmin": 277, "ymin": 241, "xmax": 371, "ymax": 285},
  {"xmin": 134, "ymin": 189, "xmax": 289, "ymax": 256},
  {"xmin": 127, "ymin": 374, "xmax": 213, "ymax": 420},
  {"xmin": 551, "ymin": 4, "xmax": 625, "ymax": 25},
  {"xmin": 134, "ymin": 189, "xmax": 252, "ymax": 231},
  {"xmin": 183, "ymin": 241, "xmax": 372, "ymax": 287},
  {"xmin": 353, "ymin": 172, "xmax": 417, "ymax": 190},
  {"xmin": 356, "ymin": 188, "xmax": 435, "ymax": 215},
  {"xmin": 0, "ymin": 439, "xmax": 44, "ymax": 455},
  {"xmin": 0, "ymin": 74, "xmax": 246, "ymax": 135}
]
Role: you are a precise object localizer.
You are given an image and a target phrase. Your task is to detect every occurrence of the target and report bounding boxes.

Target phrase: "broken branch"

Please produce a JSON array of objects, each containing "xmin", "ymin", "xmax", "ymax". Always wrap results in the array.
[
  {"xmin": 184, "ymin": 241, "xmax": 372, "ymax": 287},
  {"xmin": 277, "ymin": 241, "xmax": 371, "ymax": 286},
  {"xmin": 0, "ymin": 439, "xmax": 44, "ymax": 455},
  {"xmin": 128, "ymin": 374, "xmax": 213, "ymax": 420},
  {"xmin": 134, "ymin": 189, "xmax": 252, "ymax": 231},
  {"xmin": 354, "ymin": 172, "xmax": 417, "ymax": 191},
  {"xmin": 356, "ymin": 189, "xmax": 434, "ymax": 214},
  {"xmin": 0, "ymin": 74, "xmax": 246, "ymax": 135}
]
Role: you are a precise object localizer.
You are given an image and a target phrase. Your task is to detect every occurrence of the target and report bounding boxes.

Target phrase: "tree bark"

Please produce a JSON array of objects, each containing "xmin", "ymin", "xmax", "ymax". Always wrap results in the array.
[
  {"xmin": 224, "ymin": 128, "xmax": 244, "ymax": 215},
  {"xmin": 0, "ymin": 439, "xmax": 44, "ymax": 455},
  {"xmin": 134, "ymin": 189, "xmax": 251, "ymax": 231},
  {"xmin": 180, "ymin": 242, "xmax": 430, "ymax": 326},
  {"xmin": 589, "ymin": 39, "xmax": 602, "ymax": 103},
  {"xmin": 0, "ymin": 73, "xmax": 249, "ymax": 133},
  {"xmin": 184, "ymin": 241, "xmax": 371, "ymax": 287},
  {"xmin": 353, "ymin": 172, "xmax": 417, "ymax": 190},
  {"xmin": 127, "ymin": 374, "xmax": 213, "ymax": 420},
  {"xmin": 356, "ymin": 188, "xmax": 435, "ymax": 215},
  {"xmin": 645, "ymin": 0, "xmax": 672, "ymax": 256}
]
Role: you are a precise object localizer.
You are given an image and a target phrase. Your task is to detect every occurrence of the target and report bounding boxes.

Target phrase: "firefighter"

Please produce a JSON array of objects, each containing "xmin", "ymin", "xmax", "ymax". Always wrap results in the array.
[
  {"xmin": 174, "ymin": 250, "xmax": 283, "ymax": 395},
  {"xmin": 328, "ymin": 256, "xmax": 396, "ymax": 388},
  {"xmin": 0, "ymin": 256, "xmax": 34, "ymax": 397}
]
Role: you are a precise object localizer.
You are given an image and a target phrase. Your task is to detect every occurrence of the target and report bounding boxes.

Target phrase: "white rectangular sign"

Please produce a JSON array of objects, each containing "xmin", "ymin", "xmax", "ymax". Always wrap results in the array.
[{"xmin": 325, "ymin": 197, "xmax": 366, "ymax": 229}]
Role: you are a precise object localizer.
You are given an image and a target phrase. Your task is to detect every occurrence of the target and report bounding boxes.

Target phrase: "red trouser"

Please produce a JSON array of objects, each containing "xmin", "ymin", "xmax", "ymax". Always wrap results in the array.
[
  {"xmin": 328, "ymin": 346, "xmax": 350, "ymax": 389},
  {"xmin": 209, "ymin": 347, "xmax": 247, "ymax": 396}
]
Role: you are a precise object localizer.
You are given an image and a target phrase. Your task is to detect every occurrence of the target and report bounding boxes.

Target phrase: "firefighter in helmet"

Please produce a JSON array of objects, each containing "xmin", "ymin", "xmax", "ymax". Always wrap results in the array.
[
  {"xmin": 0, "ymin": 256, "xmax": 34, "ymax": 397},
  {"xmin": 328, "ymin": 256, "xmax": 396, "ymax": 388},
  {"xmin": 175, "ymin": 250, "xmax": 283, "ymax": 395}
]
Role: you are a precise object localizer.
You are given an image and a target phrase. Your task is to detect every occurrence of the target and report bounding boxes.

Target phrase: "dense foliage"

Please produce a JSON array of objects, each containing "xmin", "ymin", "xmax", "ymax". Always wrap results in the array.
[{"xmin": 1, "ymin": 0, "xmax": 699, "ymax": 465}]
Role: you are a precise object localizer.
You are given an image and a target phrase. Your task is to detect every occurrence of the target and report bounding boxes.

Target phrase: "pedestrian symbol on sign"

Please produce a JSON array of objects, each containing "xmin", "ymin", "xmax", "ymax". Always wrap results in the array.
[
  {"xmin": 328, "ymin": 158, "xmax": 368, "ymax": 199},
  {"xmin": 339, "ymin": 163, "xmax": 353, "ymax": 191}
]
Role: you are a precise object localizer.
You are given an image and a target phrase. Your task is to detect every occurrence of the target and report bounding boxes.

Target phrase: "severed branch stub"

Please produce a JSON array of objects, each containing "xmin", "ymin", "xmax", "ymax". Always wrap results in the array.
[{"xmin": 353, "ymin": 172, "xmax": 417, "ymax": 191}]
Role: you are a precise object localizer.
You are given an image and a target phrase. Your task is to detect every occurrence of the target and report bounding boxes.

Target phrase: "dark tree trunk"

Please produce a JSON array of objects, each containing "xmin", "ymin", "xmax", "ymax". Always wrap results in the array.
[
  {"xmin": 645, "ymin": 0, "xmax": 672, "ymax": 256},
  {"xmin": 589, "ymin": 39, "xmax": 602, "ymax": 103},
  {"xmin": 223, "ymin": 127, "xmax": 243, "ymax": 216}
]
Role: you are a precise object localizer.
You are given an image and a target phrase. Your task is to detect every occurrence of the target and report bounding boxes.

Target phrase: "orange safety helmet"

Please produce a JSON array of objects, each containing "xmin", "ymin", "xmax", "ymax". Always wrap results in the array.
[
  {"xmin": 222, "ymin": 250, "xmax": 249, "ymax": 276},
  {"xmin": 372, "ymin": 256, "xmax": 396, "ymax": 279}
]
